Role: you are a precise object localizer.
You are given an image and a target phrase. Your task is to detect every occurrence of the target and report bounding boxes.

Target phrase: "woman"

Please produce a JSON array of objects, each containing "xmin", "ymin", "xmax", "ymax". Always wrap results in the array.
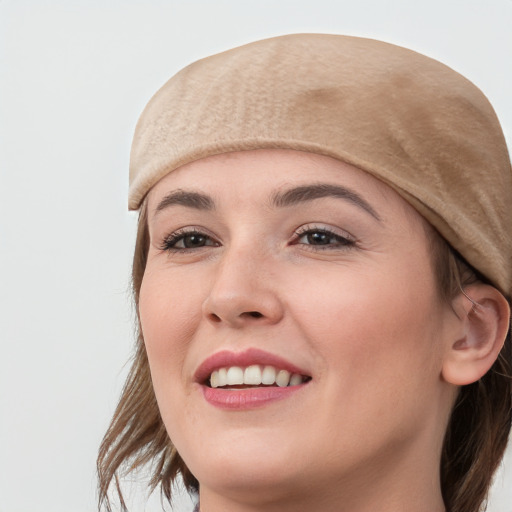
[{"xmin": 98, "ymin": 34, "xmax": 511, "ymax": 512}]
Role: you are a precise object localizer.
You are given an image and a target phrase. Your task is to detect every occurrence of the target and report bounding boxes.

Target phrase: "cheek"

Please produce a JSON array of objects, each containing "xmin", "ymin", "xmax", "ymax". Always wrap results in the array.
[
  {"xmin": 290, "ymin": 266, "xmax": 447, "ymax": 458},
  {"xmin": 138, "ymin": 266, "xmax": 216, "ymax": 460},
  {"xmin": 138, "ymin": 266, "xmax": 204, "ymax": 388},
  {"xmin": 289, "ymin": 261, "xmax": 444, "ymax": 391}
]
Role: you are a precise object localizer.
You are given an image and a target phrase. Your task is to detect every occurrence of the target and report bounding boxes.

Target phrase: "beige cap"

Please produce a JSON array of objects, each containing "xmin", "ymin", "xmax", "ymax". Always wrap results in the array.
[{"xmin": 129, "ymin": 33, "xmax": 512, "ymax": 297}]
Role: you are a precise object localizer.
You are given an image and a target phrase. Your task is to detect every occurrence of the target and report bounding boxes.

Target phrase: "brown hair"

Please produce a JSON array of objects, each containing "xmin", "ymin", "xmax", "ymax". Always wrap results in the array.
[{"xmin": 97, "ymin": 204, "xmax": 512, "ymax": 512}]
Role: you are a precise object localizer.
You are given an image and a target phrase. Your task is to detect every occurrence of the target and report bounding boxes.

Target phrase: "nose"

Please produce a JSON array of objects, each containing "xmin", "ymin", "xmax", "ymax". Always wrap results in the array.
[{"xmin": 202, "ymin": 247, "xmax": 285, "ymax": 328}]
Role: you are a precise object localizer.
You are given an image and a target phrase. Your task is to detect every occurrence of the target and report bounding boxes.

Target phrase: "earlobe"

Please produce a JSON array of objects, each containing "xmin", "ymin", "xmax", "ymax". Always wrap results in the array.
[{"xmin": 441, "ymin": 284, "xmax": 511, "ymax": 386}]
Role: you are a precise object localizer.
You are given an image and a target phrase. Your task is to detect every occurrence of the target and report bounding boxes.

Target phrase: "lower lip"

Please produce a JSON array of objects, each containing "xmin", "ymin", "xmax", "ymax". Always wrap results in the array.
[{"xmin": 201, "ymin": 384, "xmax": 306, "ymax": 410}]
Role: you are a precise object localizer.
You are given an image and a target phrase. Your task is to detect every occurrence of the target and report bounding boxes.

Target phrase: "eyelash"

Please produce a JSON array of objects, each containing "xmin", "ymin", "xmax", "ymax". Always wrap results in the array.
[
  {"xmin": 292, "ymin": 225, "xmax": 356, "ymax": 250},
  {"xmin": 160, "ymin": 225, "xmax": 356, "ymax": 253},
  {"xmin": 160, "ymin": 228, "xmax": 220, "ymax": 252}
]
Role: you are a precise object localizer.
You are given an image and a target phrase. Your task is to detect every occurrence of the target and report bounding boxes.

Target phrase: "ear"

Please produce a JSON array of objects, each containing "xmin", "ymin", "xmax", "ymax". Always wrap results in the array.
[{"xmin": 441, "ymin": 284, "xmax": 511, "ymax": 386}]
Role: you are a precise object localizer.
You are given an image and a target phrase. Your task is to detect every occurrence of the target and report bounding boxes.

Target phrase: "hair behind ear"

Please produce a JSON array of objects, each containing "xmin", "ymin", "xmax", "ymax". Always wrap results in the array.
[{"xmin": 441, "ymin": 326, "xmax": 511, "ymax": 512}]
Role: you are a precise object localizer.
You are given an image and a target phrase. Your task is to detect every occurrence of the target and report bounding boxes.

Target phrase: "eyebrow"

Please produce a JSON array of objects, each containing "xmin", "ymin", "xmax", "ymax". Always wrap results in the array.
[
  {"xmin": 154, "ymin": 183, "xmax": 380, "ymax": 221},
  {"xmin": 270, "ymin": 183, "xmax": 381, "ymax": 221},
  {"xmin": 155, "ymin": 190, "xmax": 215, "ymax": 213}
]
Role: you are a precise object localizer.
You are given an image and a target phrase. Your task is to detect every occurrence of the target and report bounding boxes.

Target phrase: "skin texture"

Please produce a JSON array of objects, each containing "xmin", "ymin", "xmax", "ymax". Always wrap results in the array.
[{"xmin": 139, "ymin": 149, "xmax": 466, "ymax": 512}]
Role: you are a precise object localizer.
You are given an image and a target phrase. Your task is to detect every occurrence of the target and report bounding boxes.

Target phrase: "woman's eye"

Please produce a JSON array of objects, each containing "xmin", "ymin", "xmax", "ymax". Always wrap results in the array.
[
  {"xmin": 162, "ymin": 230, "xmax": 218, "ymax": 251},
  {"xmin": 296, "ymin": 228, "xmax": 355, "ymax": 248}
]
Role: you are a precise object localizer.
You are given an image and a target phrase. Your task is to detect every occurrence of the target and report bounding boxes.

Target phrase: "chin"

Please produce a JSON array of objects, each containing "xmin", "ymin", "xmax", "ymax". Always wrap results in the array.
[
  {"xmin": 176, "ymin": 427, "xmax": 312, "ymax": 499},
  {"xmin": 192, "ymin": 455, "xmax": 309, "ymax": 505}
]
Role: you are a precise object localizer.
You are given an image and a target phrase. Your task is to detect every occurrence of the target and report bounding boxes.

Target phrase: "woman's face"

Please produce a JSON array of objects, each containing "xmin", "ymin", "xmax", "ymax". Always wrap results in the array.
[{"xmin": 140, "ymin": 149, "xmax": 457, "ymax": 507}]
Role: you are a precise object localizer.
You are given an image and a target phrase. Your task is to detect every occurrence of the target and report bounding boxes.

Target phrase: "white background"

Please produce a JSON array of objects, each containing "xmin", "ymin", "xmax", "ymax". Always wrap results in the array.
[{"xmin": 1, "ymin": 1, "xmax": 511, "ymax": 511}]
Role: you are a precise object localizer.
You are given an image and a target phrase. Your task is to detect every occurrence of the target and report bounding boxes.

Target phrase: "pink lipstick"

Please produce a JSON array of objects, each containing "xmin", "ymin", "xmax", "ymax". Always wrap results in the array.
[{"xmin": 195, "ymin": 348, "xmax": 311, "ymax": 410}]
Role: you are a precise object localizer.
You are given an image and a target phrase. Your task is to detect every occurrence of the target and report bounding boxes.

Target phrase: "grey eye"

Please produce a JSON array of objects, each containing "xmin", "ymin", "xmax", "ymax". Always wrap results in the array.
[
  {"xmin": 178, "ymin": 233, "xmax": 210, "ymax": 248},
  {"xmin": 298, "ymin": 229, "xmax": 353, "ymax": 247},
  {"xmin": 301, "ymin": 231, "xmax": 333, "ymax": 245}
]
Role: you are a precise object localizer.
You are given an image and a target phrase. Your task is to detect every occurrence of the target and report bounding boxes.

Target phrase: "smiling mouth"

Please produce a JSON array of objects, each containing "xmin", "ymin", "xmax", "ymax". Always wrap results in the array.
[{"xmin": 207, "ymin": 364, "xmax": 312, "ymax": 389}]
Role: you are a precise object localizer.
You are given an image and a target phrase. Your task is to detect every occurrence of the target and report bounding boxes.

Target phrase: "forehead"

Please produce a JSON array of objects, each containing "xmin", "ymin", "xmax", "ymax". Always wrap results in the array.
[{"xmin": 150, "ymin": 149, "xmax": 379, "ymax": 189}]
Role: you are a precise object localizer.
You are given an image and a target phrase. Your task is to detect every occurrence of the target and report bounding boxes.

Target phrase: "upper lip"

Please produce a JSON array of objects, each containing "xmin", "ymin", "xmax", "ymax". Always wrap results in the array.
[{"xmin": 194, "ymin": 347, "xmax": 311, "ymax": 384}]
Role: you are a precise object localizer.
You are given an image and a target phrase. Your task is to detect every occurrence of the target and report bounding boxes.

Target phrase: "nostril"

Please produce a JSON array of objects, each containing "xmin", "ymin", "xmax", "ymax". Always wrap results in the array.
[
  {"xmin": 209, "ymin": 313, "xmax": 222, "ymax": 323},
  {"xmin": 248, "ymin": 311, "xmax": 263, "ymax": 318}
]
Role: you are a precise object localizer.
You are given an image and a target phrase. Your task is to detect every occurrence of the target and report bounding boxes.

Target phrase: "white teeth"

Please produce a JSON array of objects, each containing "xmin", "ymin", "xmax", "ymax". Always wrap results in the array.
[
  {"xmin": 289, "ymin": 373, "xmax": 303, "ymax": 386},
  {"xmin": 226, "ymin": 366, "xmax": 244, "ymax": 386},
  {"xmin": 261, "ymin": 365, "xmax": 277, "ymax": 385},
  {"xmin": 209, "ymin": 365, "xmax": 308, "ymax": 388},
  {"xmin": 210, "ymin": 368, "xmax": 227, "ymax": 388},
  {"xmin": 276, "ymin": 370, "xmax": 291, "ymax": 387},
  {"xmin": 218, "ymin": 368, "xmax": 227, "ymax": 387},
  {"xmin": 244, "ymin": 365, "xmax": 262, "ymax": 385},
  {"xmin": 210, "ymin": 370, "xmax": 219, "ymax": 388}
]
